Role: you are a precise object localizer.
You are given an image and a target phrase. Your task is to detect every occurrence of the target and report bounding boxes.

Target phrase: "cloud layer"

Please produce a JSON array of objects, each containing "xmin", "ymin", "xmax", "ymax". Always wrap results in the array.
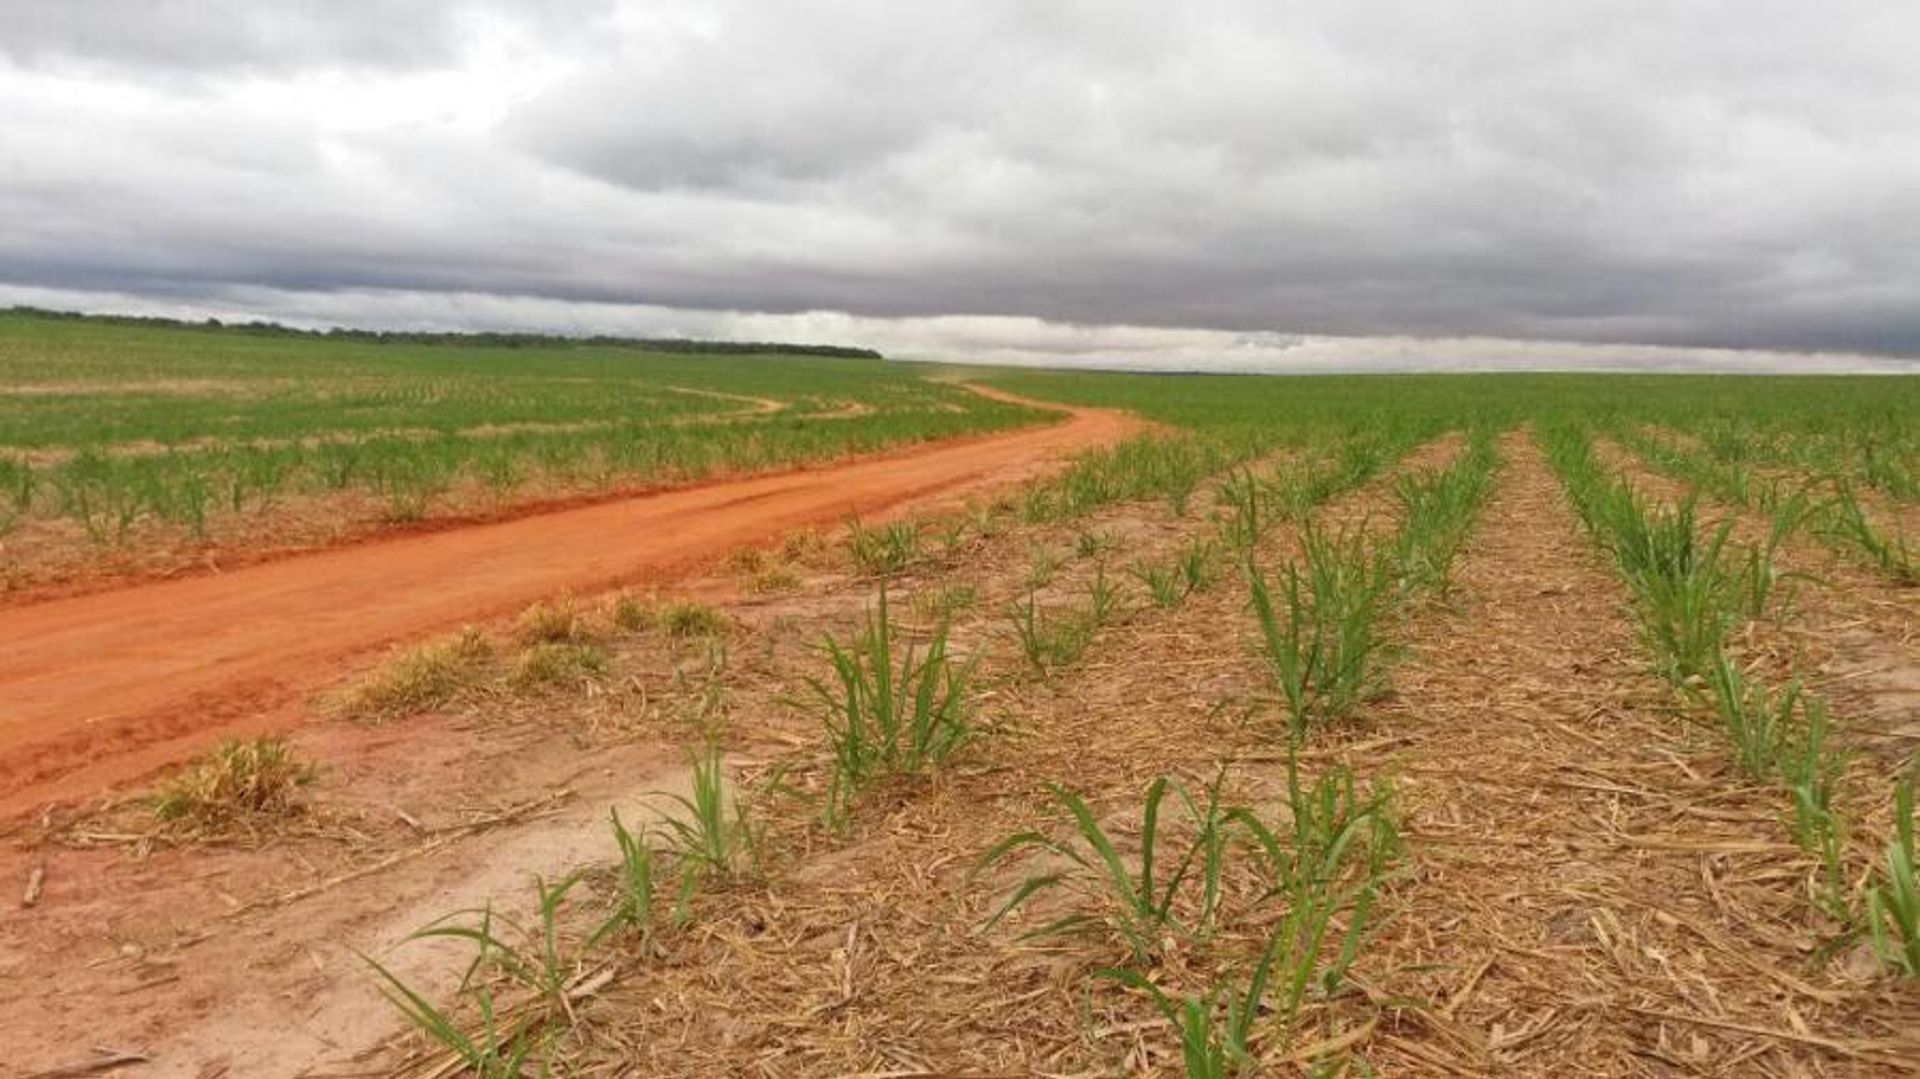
[{"xmin": 3, "ymin": 2, "xmax": 1919, "ymax": 368}]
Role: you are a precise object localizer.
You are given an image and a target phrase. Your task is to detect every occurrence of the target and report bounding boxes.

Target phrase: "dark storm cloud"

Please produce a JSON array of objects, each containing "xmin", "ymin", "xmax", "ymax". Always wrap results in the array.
[{"xmin": 2, "ymin": 1, "xmax": 1919, "ymax": 365}]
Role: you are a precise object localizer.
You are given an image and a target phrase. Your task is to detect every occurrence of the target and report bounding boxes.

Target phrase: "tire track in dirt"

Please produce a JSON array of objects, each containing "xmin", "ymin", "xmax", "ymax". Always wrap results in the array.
[
  {"xmin": 1363, "ymin": 433, "xmax": 1920, "ymax": 1074},
  {"xmin": 0, "ymin": 387, "xmax": 1136, "ymax": 817}
]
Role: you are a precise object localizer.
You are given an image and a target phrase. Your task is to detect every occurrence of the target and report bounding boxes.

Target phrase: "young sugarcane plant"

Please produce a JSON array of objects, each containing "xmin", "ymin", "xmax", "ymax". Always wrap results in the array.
[
  {"xmin": 364, "ymin": 872, "xmax": 593, "ymax": 1074},
  {"xmin": 1737, "ymin": 489, "xmax": 1815, "ymax": 619},
  {"xmin": 1868, "ymin": 772, "xmax": 1920, "ymax": 977},
  {"xmin": 1007, "ymin": 589, "xmax": 1093, "ymax": 674},
  {"xmin": 1819, "ymin": 481, "xmax": 1919, "ymax": 585},
  {"xmin": 807, "ymin": 580, "xmax": 976, "ymax": 830},
  {"xmin": 362, "ymin": 955, "xmax": 543, "ymax": 1078},
  {"xmin": 978, "ymin": 771, "xmax": 1235, "ymax": 964},
  {"xmin": 1093, "ymin": 751, "xmax": 1404, "ymax": 1072},
  {"xmin": 1389, "ymin": 435, "xmax": 1496, "ymax": 603},
  {"xmin": 1780, "ymin": 699, "xmax": 1850, "ymax": 922},
  {"xmin": 1218, "ymin": 467, "xmax": 1268, "ymax": 552},
  {"xmin": 1131, "ymin": 558, "xmax": 1184, "ymax": 609},
  {"xmin": 1611, "ymin": 496, "xmax": 1739, "ymax": 687},
  {"xmin": 591, "ymin": 808, "xmax": 661, "ymax": 953},
  {"xmin": 1246, "ymin": 525, "xmax": 1393, "ymax": 735},
  {"xmin": 1705, "ymin": 654, "xmax": 1798, "ymax": 781},
  {"xmin": 1230, "ymin": 746, "xmax": 1403, "ymax": 1032},
  {"xmin": 1097, "ymin": 945, "xmax": 1281, "ymax": 1077},
  {"xmin": 1088, "ymin": 561, "xmax": 1120, "ymax": 625},
  {"xmin": 1178, "ymin": 536, "xmax": 1218, "ymax": 596},
  {"xmin": 654, "ymin": 745, "xmax": 760, "ymax": 915}
]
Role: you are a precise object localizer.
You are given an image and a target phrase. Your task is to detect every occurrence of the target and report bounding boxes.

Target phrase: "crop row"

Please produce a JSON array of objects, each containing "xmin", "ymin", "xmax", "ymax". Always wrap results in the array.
[
  {"xmin": 1544, "ymin": 425, "xmax": 1918, "ymax": 977},
  {"xmin": 1673, "ymin": 417, "xmax": 1920, "ymax": 505},
  {"xmin": 1612, "ymin": 424, "xmax": 1918, "ymax": 585},
  {"xmin": 0, "ymin": 398, "xmax": 1039, "ymax": 544}
]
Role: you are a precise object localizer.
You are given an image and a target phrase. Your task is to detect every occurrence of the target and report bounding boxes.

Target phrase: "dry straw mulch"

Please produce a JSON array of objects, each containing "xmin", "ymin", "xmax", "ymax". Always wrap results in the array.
[{"xmin": 373, "ymin": 434, "xmax": 1918, "ymax": 1076}]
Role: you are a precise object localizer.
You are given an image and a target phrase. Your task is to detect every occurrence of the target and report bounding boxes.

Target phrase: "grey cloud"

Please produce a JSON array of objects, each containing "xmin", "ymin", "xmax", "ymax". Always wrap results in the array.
[
  {"xmin": 0, "ymin": 1, "xmax": 460, "ymax": 72},
  {"xmin": 0, "ymin": 0, "xmax": 613, "ymax": 74},
  {"xmin": 2, "ymin": 2, "xmax": 1919, "ymax": 361}
]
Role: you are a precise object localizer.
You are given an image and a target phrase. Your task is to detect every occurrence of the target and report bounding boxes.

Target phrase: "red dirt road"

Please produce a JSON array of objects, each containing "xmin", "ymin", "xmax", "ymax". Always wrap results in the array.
[{"xmin": 0, "ymin": 388, "xmax": 1138, "ymax": 816}]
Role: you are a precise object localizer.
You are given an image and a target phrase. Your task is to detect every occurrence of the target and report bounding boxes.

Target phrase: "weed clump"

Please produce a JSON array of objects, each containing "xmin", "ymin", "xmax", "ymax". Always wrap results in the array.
[
  {"xmin": 779, "ymin": 527, "xmax": 828, "ymax": 565},
  {"xmin": 608, "ymin": 590, "xmax": 651, "ymax": 633},
  {"xmin": 153, "ymin": 737, "xmax": 315, "ymax": 832},
  {"xmin": 848, "ymin": 516, "xmax": 920, "ymax": 576},
  {"xmin": 511, "ymin": 642, "xmax": 607, "ymax": 688},
  {"xmin": 749, "ymin": 566, "xmax": 801, "ymax": 595},
  {"xmin": 660, "ymin": 600, "xmax": 727, "ymax": 638},
  {"xmin": 516, "ymin": 597, "xmax": 590, "ymax": 644},
  {"xmin": 727, "ymin": 547, "xmax": 770, "ymax": 575},
  {"xmin": 339, "ymin": 628, "xmax": 490, "ymax": 720}
]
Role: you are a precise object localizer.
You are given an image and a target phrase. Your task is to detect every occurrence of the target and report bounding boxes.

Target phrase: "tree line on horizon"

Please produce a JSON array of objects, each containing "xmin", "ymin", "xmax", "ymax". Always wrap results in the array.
[{"xmin": 2, "ymin": 305, "xmax": 885, "ymax": 360}]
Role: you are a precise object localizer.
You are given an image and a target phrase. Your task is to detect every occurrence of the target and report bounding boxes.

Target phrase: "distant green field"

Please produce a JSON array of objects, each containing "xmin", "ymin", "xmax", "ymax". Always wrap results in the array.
[
  {"xmin": 976, "ymin": 367, "xmax": 1920, "ymax": 555},
  {"xmin": 988, "ymin": 366, "xmax": 1918, "ymax": 491},
  {"xmin": 0, "ymin": 314, "xmax": 1047, "ymax": 544},
  {"xmin": 980, "ymin": 366, "xmax": 1920, "ymax": 437},
  {"xmin": 6, "ymin": 310, "xmax": 1918, "ymax": 559}
]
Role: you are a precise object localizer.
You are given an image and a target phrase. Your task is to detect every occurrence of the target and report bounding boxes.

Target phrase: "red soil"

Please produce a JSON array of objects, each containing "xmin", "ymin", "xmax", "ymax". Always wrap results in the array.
[{"xmin": 0, "ymin": 387, "xmax": 1139, "ymax": 817}]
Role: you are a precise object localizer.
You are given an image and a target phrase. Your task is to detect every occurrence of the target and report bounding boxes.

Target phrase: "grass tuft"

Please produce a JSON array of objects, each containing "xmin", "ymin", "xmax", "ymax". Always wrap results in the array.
[
  {"xmin": 516, "ymin": 597, "xmax": 590, "ymax": 645},
  {"xmin": 847, "ymin": 516, "xmax": 921, "ymax": 576},
  {"xmin": 510, "ymin": 642, "xmax": 607, "ymax": 688},
  {"xmin": 659, "ymin": 600, "xmax": 727, "ymax": 638},
  {"xmin": 337, "ymin": 628, "xmax": 491, "ymax": 720},
  {"xmin": 607, "ymin": 590, "xmax": 650, "ymax": 632},
  {"xmin": 153, "ymin": 737, "xmax": 315, "ymax": 831}
]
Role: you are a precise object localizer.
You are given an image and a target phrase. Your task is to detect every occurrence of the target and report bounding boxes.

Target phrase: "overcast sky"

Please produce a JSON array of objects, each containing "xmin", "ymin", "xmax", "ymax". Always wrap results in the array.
[{"xmin": 3, "ymin": 2, "xmax": 1918, "ymax": 373}]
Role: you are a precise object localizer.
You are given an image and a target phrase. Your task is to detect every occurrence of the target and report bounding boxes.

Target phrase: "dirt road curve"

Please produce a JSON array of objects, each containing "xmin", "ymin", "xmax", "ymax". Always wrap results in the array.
[{"xmin": 0, "ymin": 386, "xmax": 1139, "ymax": 815}]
